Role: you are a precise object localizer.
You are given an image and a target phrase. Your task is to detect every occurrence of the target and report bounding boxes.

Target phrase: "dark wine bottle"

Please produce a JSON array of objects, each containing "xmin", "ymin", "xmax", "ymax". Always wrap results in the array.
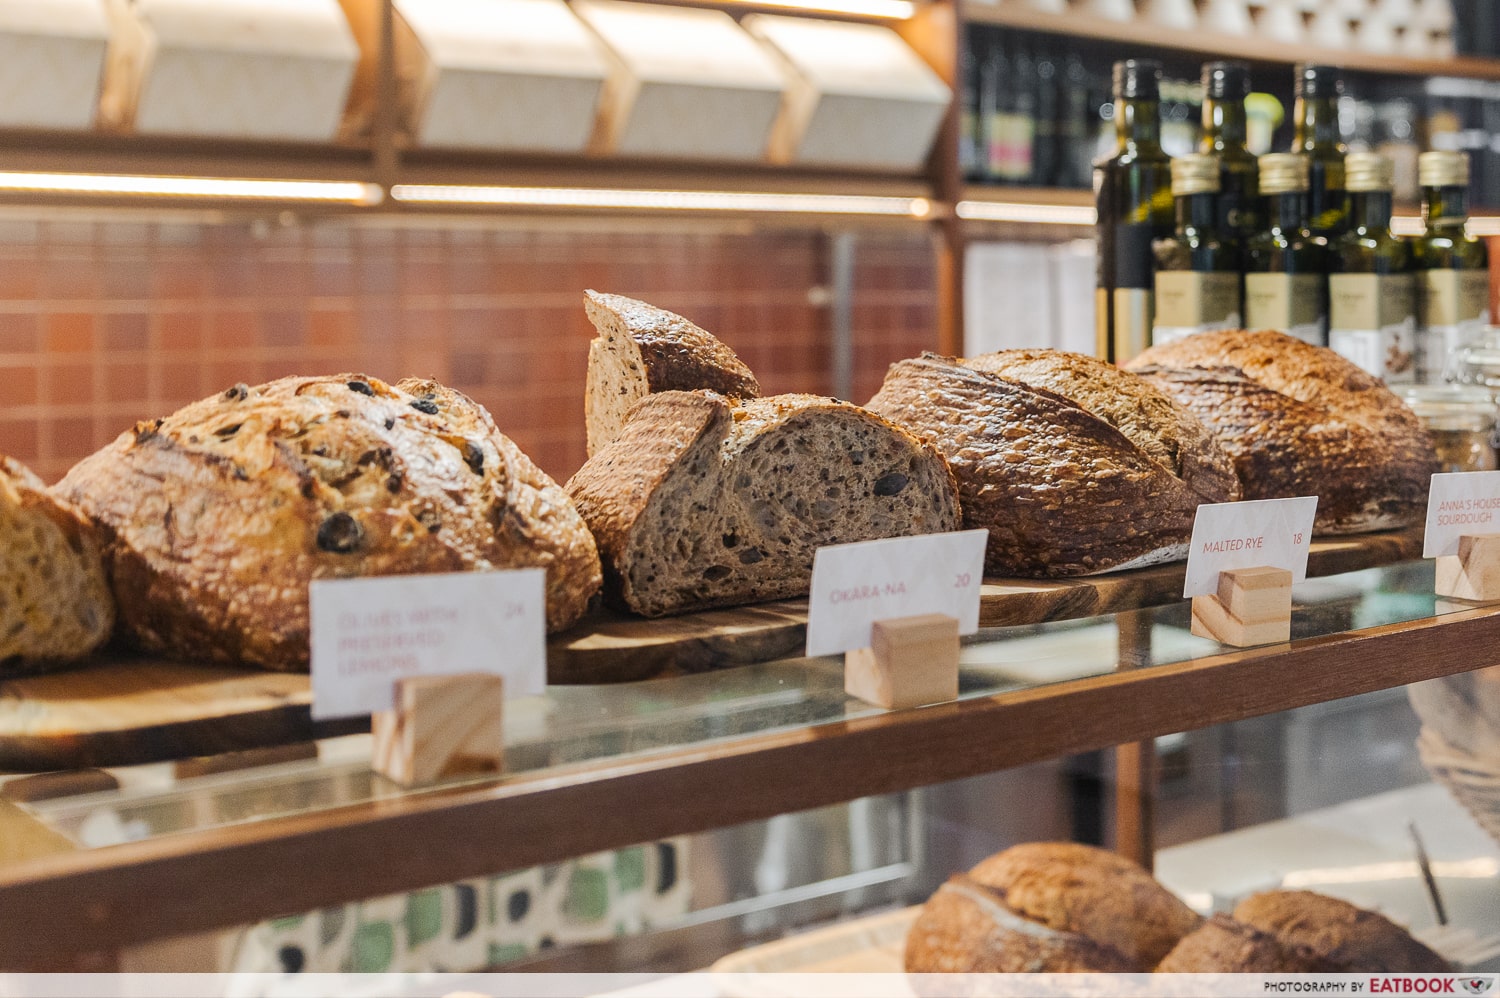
[
  {"xmin": 1033, "ymin": 47, "xmax": 1060, "ymax": 187},
  {"xmin": 1414, "ymin": 150, "xmax": 1492, "ymax": 382},
  {"xmin": 1245, "ymin": 153, "xmax": 1330, "ymax": 345},
  {"xmin": 1200, "ymin": 61, "xmax": 1260, "ymax": 245},
  {"xmin": 1152, "ymin": 153, "xmax": 1244, "ymax": 346},
  {"xmin": 1292, "ymin": 64, "xmax": 1349, "ymax": 242},
  {"xmin": 1329, "ymin": 152, "xmax": 1418, "ymax": 383}
]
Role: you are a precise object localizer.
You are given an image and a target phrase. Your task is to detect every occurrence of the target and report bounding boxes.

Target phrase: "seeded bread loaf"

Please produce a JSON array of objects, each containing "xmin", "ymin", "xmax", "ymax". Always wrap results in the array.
[
  {"xmin": 0, "ymin": 456, "xmax": 113, "ymax": 671},
  {"xmin": 56, "ymin": 375, "xmax": 601, "ymax": 672},
  {"xmin": 1127, "ymin": 330, "xmax": 1438, "ymax": 534},
  {"xmin": 1155, "ymin": 914, "xmax": 1344, "ymax": 972},
  {"xmin": 866, "ymin": 351, "xmax": 1240, "ymax": 577},
  {"xmin": 1232, "ymin": 891, "xmax": 1448, "ymax": 972},
  {"xmin": 566, "ymin": 389, "xmax": 960, "ymax": 617},
  {"xmin": 584, "ymin": 290, "xmax": 760, "ymax": 456}
]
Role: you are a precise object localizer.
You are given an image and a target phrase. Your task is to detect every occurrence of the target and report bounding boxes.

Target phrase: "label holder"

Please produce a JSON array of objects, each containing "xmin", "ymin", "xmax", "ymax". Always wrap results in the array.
[
  {"xmin": 371, "ymin": 672, "xmax": 505, "ymax": 787},
  {"xmin": 1190, "ymin": 566, "xmax": 1293, "ymax": 648},
  {"xmin": 844, "ymin": 613, "xmax": 960, "ymax": 710},
  {"xmin": 1434, "ymin": 533, "xmax": 1500, "ymax": 604}
]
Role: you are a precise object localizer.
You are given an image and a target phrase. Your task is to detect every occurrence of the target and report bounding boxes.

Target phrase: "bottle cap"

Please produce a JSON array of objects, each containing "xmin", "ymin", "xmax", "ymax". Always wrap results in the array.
[
  {"xmin": 1294, "ymin": 64, "xmax": 1344, "ymax": 99},
  {"xmin": 1345, "ymin": 152, "xmax": 1395, "ymax": 192},
  {"xmin": 1419, "ymin": 150, "xmax": 1470, "ymax": 188},
  {"xmin": 1171, "ymin": 153, "xmax": 1221, "ymax": 196},
  {"xmin": 1202, "ymin": 61, "xmax": 1251, "ymax": 101},
  {"xmin": 1113, "ymin": 59, "xmax": 1162, "ymax": 101},
  {"xmin": 1259, "ymin": 153, "xmax": 1310, "ymax": 194}
]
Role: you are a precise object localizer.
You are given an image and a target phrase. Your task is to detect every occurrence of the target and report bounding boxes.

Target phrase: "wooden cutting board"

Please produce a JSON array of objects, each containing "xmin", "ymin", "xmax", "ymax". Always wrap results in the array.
[{"xmin": 0, "ymin": 527, "xmax": 1425, "ymax": 771}]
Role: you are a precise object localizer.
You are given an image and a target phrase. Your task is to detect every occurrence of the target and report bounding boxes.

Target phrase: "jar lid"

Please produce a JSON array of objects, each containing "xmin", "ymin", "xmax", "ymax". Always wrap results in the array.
[
  {"xmin": 1453, "ymin": 327, "xmax": 1500, "ymax": 384},
  {"xmin": 1401, "ymin": 384, "xmax": 1497, "ymax": 428}
]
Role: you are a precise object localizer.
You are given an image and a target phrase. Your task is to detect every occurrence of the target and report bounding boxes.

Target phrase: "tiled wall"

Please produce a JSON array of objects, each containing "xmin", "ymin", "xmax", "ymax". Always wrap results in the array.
[{"xmin": 0, "ymin": 213, "xmax": 939, "ymax": 484}]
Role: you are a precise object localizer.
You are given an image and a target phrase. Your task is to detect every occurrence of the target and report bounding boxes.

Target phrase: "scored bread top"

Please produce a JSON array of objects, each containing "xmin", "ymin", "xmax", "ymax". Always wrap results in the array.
[
  {"xmin": 1232, "ymin": 890, "xmax": 1449, "ymax": 973},
  {"xmin": 57, "ymin": 374, "xmax": 601, "ymax": 671},
  {"xmin": 1156, "ymin": 914, "xmax": 1344, "ymax": 973}
]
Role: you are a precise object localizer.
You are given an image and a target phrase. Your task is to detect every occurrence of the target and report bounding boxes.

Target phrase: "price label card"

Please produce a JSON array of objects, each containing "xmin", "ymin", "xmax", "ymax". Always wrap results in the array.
[
  {"xmin": 805, "ymin": 529, "xmax": 988, "ymax": 657},
  {"xmin": 309, "ymin": 569, "xmax": 545, "ymax": 720},
  {"xmin": 1183, "ymin": 497, "xmax": 1318, "ymax": 598},
  {"xmin": 1424, "ymin": 471, "xmax": 1500, "ymax": 558}
]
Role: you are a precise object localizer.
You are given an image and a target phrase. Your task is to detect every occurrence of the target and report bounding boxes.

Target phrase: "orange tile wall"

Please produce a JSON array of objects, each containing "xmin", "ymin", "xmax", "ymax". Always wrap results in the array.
[{"xmin": 0, "ymin": 215, "xmax": 939, "ymax": 484}]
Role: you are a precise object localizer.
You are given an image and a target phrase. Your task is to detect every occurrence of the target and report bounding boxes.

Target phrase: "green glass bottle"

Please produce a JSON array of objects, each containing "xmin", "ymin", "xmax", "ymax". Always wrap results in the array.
[
  {"xmin": 1245, "ymin": 153, "xmax": 1330, "ymax": 345},
  {"xmin": 1329, "ymin": 152, "xmax": 1418, "ymax": 383},
  {"xmin": 1152, "ymin": 153, "xmax": 1243, "ymax": 346},
  {"xmin": 1094, "ymin": 59, "xmax": 1174, "ymax": 364},
  {"xmin": 1414, "ymin": 150, "xmax": 1492, "ymax": 382},
  {"xmin": 1291, "ymin": 64, "xmax": 1348, "ymax": 242},
  {"xmin": 1200, "ymin": 61, "xmax": 1260, "ymax": 245}
]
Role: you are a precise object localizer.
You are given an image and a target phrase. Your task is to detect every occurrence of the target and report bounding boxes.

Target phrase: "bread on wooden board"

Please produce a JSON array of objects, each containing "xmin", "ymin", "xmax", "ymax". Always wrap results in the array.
[
  {"xmin": 56, "ymin": 375, "xmax": 601, "ymax": 672},
  {"xmin": 584, "ymin": 290, "xmax": 760, "ymax": 457},
  {"xmin": 1233, "ymin": 890, "xmax": 1449, "ymax": 972},
  {"xmin": 1127, "ymin": 329, "xmax": 1438, "ymax": 534},
  {"xmin": 866, "ymin": 350, "xmax": 1240, "ymax": 578},
  {"xmin": 904, "ymin": 841, "xmax": 1203, "ymax": 972},
  {"xmin": 1155, "ymin": 914, "xmax": 1344, "ymax": 972},
  {"xmin": 566, "ymin": 389, "xmax": 961, "ymax": 617},
  {"xmin": 0, "ymin": 456, "xmax": 113, "ymax": 671}
]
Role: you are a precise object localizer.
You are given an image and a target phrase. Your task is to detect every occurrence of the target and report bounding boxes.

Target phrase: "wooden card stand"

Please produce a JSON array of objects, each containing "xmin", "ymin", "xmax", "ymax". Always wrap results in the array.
[
  {"xmin": 371, "ymin": 673, "xmax": 504, "ymax": 787},
  {"xmin": 1190, "ymin": 566, "xmax": 1292, "ymax": 647},
  {"xmin": 845, "ymin": 613, "xmax": 960, "ymax": 709},
  {"xmin": 1435, "ymin": 534, "xmax": 1500, "ymax": 603}
]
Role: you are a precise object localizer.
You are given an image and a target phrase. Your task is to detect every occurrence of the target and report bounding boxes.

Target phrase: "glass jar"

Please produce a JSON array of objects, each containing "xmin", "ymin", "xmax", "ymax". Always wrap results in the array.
[
  {"xmin": 1401, "ymin": 385, "xmax": 1499, "ymax": 473},
  {"xmin": 1453, "ymin": 325, "xmax": 1500, "ymax": 390}
]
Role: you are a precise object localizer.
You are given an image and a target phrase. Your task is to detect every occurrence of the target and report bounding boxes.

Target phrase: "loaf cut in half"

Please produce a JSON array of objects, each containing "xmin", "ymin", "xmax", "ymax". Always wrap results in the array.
[
  {"xmin": 1156, "ymin": 914, "xmax": 1343, "ymax": 972},
  {"xmin": 866, "ymin": 350, "xmax": 1240, "ymax": 577},
  {"xmin": 584, "ymin": 290, "xmax": 760, "ymax": 456},
  {"xmin": 905, "ymin": 841, "xmax": 1202, "ymax": 973},
  {"xmin": 0, "ymin": 456, "xmax": 114, "ymax": 672},
  {"xmin": 57, "ymin": 375, "xmax": 601, "ymax": 672},
  {"xmin": 566, "ymin": 389, "xmax": 961, "ymax": 617},
  {"xmin": 1233, "ymin": 890, "xmax": 1449, "ymax": 972},
  {"xmin": 1127, "ymin": 329, "xmax": 1438, "ymax": 534}
]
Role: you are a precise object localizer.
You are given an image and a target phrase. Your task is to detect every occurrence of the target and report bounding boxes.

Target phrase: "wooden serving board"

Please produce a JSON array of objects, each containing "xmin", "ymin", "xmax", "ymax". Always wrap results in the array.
[{"xmin": 0, "ymin": 527, "xmax": 1424, "ymax": 772}]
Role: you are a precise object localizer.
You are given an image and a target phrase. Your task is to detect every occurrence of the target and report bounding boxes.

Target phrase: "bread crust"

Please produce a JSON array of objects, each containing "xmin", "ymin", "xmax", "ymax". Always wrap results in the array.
[
  {"xmin": 56, "ymin": 375, "xmax": 601, "ymax": 672},
  {"xmin": 1232, "ymin": 890, "xmax": 1449, "ymax": 972},
  {"xmin": 866, "ymin": 352, "xmax": 1239, "ymax": 577},
  {"xmin": 1127, "ymin": 330, "xmax": 1438, "ymax": 534},
  {"xmin": 1155, "ymin": 914, "xmax": 1344, "ymax": 972}
]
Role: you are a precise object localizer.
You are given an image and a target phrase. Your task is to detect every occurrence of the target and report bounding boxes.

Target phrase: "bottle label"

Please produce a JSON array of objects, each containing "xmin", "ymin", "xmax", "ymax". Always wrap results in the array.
[
  {"xmin": 1152, "ymin": 271, "xmax": 1242, "ymax": 345},
  {"xmin": 1245, "ymin": 272, "xmax": 1327, "ymax": 345},
  {"xmin": 1329, "ymin": 273, "xmax": 1418, "ymax": 383},
  {"xmin": 987, "ymin": 111, "xmax": 1006, "ymax": 176},
  {"xmin": 1419, "ymin": 269, "xmax": 1492, "ymax": 381},
  {"xmin": 1113, "ymin": 287, "xmax": 1153, "ymax": 364}
]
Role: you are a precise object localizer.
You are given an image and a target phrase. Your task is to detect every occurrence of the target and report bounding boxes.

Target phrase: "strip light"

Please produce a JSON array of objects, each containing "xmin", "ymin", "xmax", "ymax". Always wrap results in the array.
[
  {"xmin": 392, "ymin": 184, "xmax": 932, "ymax": 217},
  {"xmin": 955, "ymin": 200, "xmax": 1097, "ymax": 226},
  {"xmin": 722, "ymin": 0, "xmax": 915, "ymax": 17},
  {"xmin": 1393, "ymin": 215, "xmax": 1500, "ymax": 237},
  {"xmin": 0, "ymin": 171, "xmax": 383, "ymax": 204}
]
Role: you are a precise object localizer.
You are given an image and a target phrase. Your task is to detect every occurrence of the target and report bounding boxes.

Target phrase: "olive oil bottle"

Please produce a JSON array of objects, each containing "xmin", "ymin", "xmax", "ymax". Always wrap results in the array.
[
  {"xmin": 1291, "ymin": 64, "xmax": 1348, "ymax": 242},
  {"xmin": 1152, "ymin": 153, "xmax": 1243, "ymax": 346},
  {"xmin": 1245, "ymin": 153, "xmax": 1330, "ymax": 345},
  {"xmin": 1200, "ymin": 61, "xmax": 1260, "ymax": 244},
  {"xmin": 1329, "ymin": 152, "xmax": 1417, "ymax": 383},
  {"xmin": 1414, "ymin": 150, "xmax": 1491, "ymax": 383},
  {"xmin": 1094, "ymin": 59, "xmax": 1174, "ymax": 364}
]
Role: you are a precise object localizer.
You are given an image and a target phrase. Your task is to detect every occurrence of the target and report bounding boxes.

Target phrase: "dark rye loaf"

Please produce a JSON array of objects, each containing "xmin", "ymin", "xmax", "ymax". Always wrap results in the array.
[
  {"xmin": 866, "ymin": 350, "xmax": 1240, "ymax": 578},
  {"xmin": 56, "ymin": 375, "xmax": 601, "ymax": 672},
  {"xmin": 566, "ymin": 390, "xmax": 960, "ymax": 617}
]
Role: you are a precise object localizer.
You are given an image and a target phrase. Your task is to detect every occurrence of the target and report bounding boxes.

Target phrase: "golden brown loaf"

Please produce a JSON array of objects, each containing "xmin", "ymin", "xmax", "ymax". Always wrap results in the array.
[
  {"xmin": 0, "ymin": 456, "xmax": 114, "ymax": 671},
  {"xmin": 583, "ymin": 290, "xmax": 760, "ymax": 456},
  {"xmin": 567, "ymin": 389, "xmax": 961, "ymax": 617},
  {"xmin": 57, "ymin": 375, "xmax": 601, "ymax": 672},
  {"xmin": 1155, "ymin": 914, "xmax": 1344, "ymax": 972},
  {"xmin": 866, "ymin": 350, "xmax": 1240, "ymax": 577},
  {"xmin": 1232, "ymin": 890, "xmax": 1449, "ymax": 972},
  {"xmin": 1127, "ymin": 330, "xmax": 1438, "ymax": 534},
  {"xmin": 905, "ymin": 841, "xmax": 1203, "ymax": 973}
]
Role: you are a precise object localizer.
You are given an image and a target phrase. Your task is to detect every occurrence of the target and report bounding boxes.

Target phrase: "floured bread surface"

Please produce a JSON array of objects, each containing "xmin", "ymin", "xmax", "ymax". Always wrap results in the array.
[
  {"xmin": 1128, "ymin": 329, "xmax": 1439, "ymax": 534},
  {"xmin": 1232, "ymin": 890, "xmax": 1448, "ymax": 972},
  {"xmin": 1156, "ymin": 914, "xmax": 1343, "ymax": 972},
  {"xmin": 867, "ymin": 352, "xmax": 1239, "ymax": 578},
  {"xmin": 567, "ymin": 390, "xmax": 960, "ymax": 617},
  {"xmin": 56, "ymin": 375, "xmax": 601, "ymax": 672},
  {"xmin": 0, "ymin": 456, "xmax": 113, "ymax": 671},
  {"xmin": 584, "ymin": 290, "xmax": 760, "ymax": 456}
]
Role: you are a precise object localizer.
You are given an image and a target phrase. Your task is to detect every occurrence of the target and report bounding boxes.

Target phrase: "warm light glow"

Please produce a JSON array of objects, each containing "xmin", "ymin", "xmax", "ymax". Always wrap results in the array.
[
  {"xmin": 722, "ymin": 0, "xmax": 915, "ymax": 18},
  {"xmin": 0, "ymin": 172, "xmax": 383, "ymax": 204},
  {"xmin": 1282, "ymin": 857, "xmax": 1500, "ymax": 887},
  {"xmin": 392, "ymin": 184, "xmax": 931, "ymax": 217},
  {"xmin": 956, "ymin": 200, "xmax": 1097, "ymax": 226},
  {"xmin": 1393, "ymin": 214, "xmax": 1500, "ymax": 237}
]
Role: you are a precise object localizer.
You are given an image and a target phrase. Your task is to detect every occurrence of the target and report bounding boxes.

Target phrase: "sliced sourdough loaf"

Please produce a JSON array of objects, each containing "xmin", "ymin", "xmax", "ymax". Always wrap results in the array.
[
  {"xmin": 866, "ymin": 350, "xmax": 1240, "ymax": 578},
  {"xmin": 566, "ymin": 390, "xmax": 961, "ymax": 617},
  {"xmin": 0, "ymin": 456, "xmax": 113, "ymax": 671},
  {"xmin": 56, "ymin": 375, "xmax": 601, "ymax": 672},
  {"xmin": 584, "ymin": 290, "xmax": 760, "ymax": 456},
  {"xmin": 1127, "ymin": 329, "xmax": 1438, "ymax": 534}
]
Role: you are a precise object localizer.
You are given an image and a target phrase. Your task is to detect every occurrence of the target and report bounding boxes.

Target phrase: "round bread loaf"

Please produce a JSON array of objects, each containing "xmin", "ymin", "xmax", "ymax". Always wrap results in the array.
[
  {"xmin": 1127, "ymin": 330, "xmax": 1438, "ymax": 534},
  {"xmin": 1232, "ymin": 890, "xmax": 1449, "ymax": 972},
  {"xmin": 0, "ymin": 456, "xmax": 113, "ymax": 671},
  {"xmin": 866, "ymin": 351, "xmax": 1240, "ymax": 577},
  {"xmin": 1156, "ymin": 914, "xmax": 1345, "ymax": 972},
  {"xmin": 56, "ymin": 375, "xmax": 601, "ymax": 671}
]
